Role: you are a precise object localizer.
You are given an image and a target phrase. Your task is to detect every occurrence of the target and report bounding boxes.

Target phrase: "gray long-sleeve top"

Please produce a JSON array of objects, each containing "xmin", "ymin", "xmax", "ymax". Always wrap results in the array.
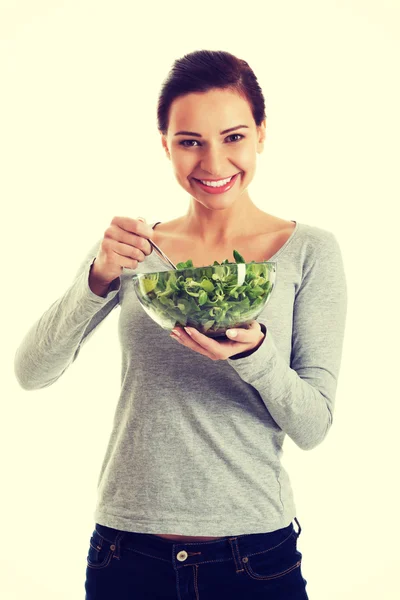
[{"xmin": 14, "ymin": 220, "xmax": 347, "ymax": 536}]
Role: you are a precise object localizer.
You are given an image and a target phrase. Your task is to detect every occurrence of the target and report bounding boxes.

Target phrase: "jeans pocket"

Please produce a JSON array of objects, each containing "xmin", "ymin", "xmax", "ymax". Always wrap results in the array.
[
  {"xmin": 86, "ymin": 528, "xmax": 115, "ymax": 570},
  {"xmin": 242, "ymin": 531, "xmax": 302, "ymax": 581}
]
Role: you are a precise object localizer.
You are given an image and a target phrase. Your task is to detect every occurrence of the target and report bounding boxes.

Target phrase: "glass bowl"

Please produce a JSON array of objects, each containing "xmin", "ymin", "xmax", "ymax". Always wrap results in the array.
[{"xmin": 132, "ymin": 261, "xmax": 276, "ymax": 339}]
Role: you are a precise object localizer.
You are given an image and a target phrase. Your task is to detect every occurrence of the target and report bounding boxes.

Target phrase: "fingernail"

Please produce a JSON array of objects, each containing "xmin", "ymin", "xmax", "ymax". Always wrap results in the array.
[
  {"xmin": 172, "ymin": 329, "xmax": 181, "ymax": 337},
  {"xmin": 184, "ymin": 327, "xmax": 192, "ymax": 336},
  {"xmin": 227, "ymin": 329, "xmax": 237, "ymax": 338}
]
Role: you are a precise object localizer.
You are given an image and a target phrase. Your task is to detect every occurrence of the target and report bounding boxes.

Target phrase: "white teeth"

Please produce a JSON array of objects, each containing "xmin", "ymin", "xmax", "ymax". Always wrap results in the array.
[{"xmin": 199, "ymin": 175, "xmax": 234, "ymax": 187}]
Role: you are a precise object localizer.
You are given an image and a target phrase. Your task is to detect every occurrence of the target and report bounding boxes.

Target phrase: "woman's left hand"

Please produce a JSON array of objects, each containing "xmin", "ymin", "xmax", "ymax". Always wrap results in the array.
[{"xmin": 169, "ymin": 320, "xmax": 265, "ymax": 361}]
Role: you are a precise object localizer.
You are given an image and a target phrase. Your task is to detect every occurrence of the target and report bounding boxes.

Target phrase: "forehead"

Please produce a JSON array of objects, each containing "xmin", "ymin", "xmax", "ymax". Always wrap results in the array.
[{"xmin": 168, "ymin": 89, "xmax": 252, "ymax": 129}]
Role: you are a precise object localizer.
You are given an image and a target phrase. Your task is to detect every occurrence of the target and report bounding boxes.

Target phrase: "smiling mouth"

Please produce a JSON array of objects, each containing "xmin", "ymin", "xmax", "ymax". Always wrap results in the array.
[
  {"xmin": 194, "ymin": 172, "xmax": 241, "ymax": 182},
  {"xmin": 192, "ymin": 172, "xmax": 241, "ymax": 193}
]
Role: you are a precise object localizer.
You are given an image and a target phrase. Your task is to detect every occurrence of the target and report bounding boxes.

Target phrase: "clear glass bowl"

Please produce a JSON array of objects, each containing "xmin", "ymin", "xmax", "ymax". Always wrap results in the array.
[{"xmin": 132, "ymin": 261, "xmax": 277, "ymax": 339}]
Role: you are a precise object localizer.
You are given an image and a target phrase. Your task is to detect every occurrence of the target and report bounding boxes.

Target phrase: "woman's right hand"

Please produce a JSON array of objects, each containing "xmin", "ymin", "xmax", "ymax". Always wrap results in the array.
[{"xmin": 90, "ymin": 216, "xmax": 154, "ymax": 287}]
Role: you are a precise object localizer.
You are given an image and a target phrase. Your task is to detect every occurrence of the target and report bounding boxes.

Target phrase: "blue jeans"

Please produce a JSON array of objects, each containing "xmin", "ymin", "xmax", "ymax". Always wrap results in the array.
[{"xmin": 84, "ymin": 518, "xmax": 308, "ymax": 599}]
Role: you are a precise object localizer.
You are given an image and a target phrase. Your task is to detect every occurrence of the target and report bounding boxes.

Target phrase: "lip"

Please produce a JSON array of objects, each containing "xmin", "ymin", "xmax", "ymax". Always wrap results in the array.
[
  {"xmin": 193, "ymin": 172, "xmax": 241, "ymax": 182},
  {"xmin": 193, "ymin": 172, "xmax": 240, "ymax": 194}
]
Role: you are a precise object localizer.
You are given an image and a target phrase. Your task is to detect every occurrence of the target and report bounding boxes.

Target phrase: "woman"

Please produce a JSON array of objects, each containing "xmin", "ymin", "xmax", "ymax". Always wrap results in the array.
[{"xmin": 15, "ymin": 50, "xmax": 347, "ymax": 599}]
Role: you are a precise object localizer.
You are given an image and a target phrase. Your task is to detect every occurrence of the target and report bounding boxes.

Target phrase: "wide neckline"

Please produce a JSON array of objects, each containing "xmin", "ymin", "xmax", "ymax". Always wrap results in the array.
[{"xmin": 149, "ymin": 220, "xmax": 299, "ymax": 266}]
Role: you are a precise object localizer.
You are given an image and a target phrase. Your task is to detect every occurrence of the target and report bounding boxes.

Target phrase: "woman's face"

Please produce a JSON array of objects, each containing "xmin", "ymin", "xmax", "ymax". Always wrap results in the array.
[{"xmin": 160, "ymin": 88, "xmax": 266, "ymax": 207}]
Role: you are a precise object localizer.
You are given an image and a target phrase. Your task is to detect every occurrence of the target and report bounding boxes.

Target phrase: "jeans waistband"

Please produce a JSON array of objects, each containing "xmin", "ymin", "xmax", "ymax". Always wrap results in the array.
[{"xmin": 94, "ymin": 518, "xmax": 301, "ymax": 568}]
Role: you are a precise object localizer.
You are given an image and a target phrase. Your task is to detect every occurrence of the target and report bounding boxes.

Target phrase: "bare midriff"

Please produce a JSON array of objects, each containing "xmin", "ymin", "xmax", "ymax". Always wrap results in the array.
[{"xmin": 153, "ymin": 534, "xmax": 226, "ymax": 541}]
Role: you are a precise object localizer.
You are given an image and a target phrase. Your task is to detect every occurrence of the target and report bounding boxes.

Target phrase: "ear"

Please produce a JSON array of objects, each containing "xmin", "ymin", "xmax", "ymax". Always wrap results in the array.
[
  {"xmin": 160, "ymin": 131, "xmax": 171, "ymax": 160},
  {"xmin": 256, "ymin": 119, "xmax": 267, "ymax": 154}
]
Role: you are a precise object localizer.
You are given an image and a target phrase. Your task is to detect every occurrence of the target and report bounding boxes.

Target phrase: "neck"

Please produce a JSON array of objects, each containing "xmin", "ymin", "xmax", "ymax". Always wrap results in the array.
[{"xmin": 181, "ymin": 195, "xmax": 264, "ymax": 245}]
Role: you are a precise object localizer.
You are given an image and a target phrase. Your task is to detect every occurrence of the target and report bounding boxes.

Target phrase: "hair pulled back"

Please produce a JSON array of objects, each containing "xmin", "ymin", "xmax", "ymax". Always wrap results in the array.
[{"xmin": 157, "ymin": 50, "xmax": 267, "ymax": 135}]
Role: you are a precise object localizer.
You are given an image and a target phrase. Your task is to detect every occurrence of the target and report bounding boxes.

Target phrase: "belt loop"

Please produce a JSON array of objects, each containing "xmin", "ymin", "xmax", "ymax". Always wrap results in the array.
[
  {"xmin": 294, "ymin": 517, "xmax": 302, "ymax": 537},
  {"xmin": 228, "ymin": 537, "xmax": 245, "ymax": 574}
]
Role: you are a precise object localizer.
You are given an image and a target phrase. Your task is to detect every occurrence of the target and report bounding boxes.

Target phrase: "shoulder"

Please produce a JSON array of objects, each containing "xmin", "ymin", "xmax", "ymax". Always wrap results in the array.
[
  {"xmin": 294, "ymin": 223, "xmax": 345, "ymax": 287},
  {"xmin": 296, "ymin": 222, "xmax": 342, "ymax": 255}
]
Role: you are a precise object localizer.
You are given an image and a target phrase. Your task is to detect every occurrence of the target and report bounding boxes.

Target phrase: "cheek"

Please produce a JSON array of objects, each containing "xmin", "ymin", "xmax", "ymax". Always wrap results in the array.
[
  {"xmin": 171, "ymin": 145, "xmax": 255, "ymax": 179},
  {"xmin": 236, "ymin": 146, "xmax": 255, "ymax": 167},
  {"xmin": 172, "ymin": 153, "xmax": 195, "ymax": 178}
]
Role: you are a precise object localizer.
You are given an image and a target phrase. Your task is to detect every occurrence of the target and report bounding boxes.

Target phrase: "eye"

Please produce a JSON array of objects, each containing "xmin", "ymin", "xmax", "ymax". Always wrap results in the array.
[
  {"xmin": 179, "ymin": 134, "xmax": 245, "ymax": 148},
  {"xmin": 227, "ymin": 133, "xmax": 244, "ymax": 142},
  {"xmin": 179, "ymin": 139, "xmax": 200, "ymax": 148}
]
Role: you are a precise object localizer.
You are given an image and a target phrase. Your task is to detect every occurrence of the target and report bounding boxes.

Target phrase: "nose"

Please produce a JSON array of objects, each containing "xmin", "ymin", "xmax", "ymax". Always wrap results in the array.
[{"xmin": 199, "ymin": 144, "xmax": 232, "ymax": 178}]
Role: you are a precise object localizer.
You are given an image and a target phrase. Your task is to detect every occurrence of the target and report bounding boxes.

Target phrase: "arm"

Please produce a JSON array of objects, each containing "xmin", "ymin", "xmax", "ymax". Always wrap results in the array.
[
  {"xmin": 89, "ymin": 258, "xmax": 120, "ymax": 297},
  {"xmin": 227, "ymin": 231, "xmax": 347, "ymax": 450},
  {"xmin": 14, "ymin": 240, "xmax": 120, "ymax": 391}
]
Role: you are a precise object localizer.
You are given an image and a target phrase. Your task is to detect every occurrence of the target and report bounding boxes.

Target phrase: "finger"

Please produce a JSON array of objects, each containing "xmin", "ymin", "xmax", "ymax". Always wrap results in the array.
[
  {"xmin": 171, "ymin": 329, "xmax": 215, "ymax": 360},
  {"xmin": 107, "ymin": 221, "xmax": 153, "ymax": 256},
  {"xmin": 182, "ymin": 327, "xmax": 240, "ymax": 358},
  {"xmin": 111, "ymin": 216, "xmax": 154, "ymax": 239},
  {"xmin": 225, "ymin": 321, "xmax": 262, "ymax": 343}
]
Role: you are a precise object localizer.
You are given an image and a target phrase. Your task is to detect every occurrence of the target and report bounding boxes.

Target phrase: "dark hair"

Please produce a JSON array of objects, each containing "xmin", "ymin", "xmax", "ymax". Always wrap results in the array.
[{"xmin": 157, "ymin": 50, "xmax": 267, "ymax": 136}]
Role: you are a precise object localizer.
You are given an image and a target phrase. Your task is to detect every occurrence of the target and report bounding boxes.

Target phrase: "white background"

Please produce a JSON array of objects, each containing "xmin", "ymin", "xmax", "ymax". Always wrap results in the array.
[{"xmin": 1, "ymin": 1, "xmax": 399, "ymax": 598}]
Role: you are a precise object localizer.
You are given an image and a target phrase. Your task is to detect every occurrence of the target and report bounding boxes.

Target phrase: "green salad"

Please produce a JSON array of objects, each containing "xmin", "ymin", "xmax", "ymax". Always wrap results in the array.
[{"xmin": 137, "ymin": 250, "xmax": 275, "ymax": 334}]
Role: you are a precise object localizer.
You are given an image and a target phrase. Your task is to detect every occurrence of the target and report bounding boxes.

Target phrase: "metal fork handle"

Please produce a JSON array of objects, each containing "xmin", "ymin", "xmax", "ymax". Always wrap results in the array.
[{"xmin": 148, "ymin": 239, "xmax": 177, "ymax": 270}]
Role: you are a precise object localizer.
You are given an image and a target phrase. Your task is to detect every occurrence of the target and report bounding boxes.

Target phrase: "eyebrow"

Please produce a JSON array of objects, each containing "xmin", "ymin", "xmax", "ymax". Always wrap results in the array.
[{"xmin": 174, "ymin": 124, "xmax": 249, "ymax": 137}]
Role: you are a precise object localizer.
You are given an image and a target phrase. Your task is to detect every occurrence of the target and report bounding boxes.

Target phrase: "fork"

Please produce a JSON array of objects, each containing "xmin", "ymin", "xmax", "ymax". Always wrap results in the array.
[{"xmin": 148, "ymin": 239, "xmax": 177, "ymax": 270}]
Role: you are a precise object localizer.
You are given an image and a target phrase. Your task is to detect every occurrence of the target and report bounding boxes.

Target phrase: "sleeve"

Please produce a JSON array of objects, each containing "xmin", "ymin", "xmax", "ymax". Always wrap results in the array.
[
  {"xmin": 227, "ymin": 231, "xmax": 348, "ymax": 451},
  {"xmin": 14, "ymin": 239, "xmax": 121, "ymax": 391}
]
